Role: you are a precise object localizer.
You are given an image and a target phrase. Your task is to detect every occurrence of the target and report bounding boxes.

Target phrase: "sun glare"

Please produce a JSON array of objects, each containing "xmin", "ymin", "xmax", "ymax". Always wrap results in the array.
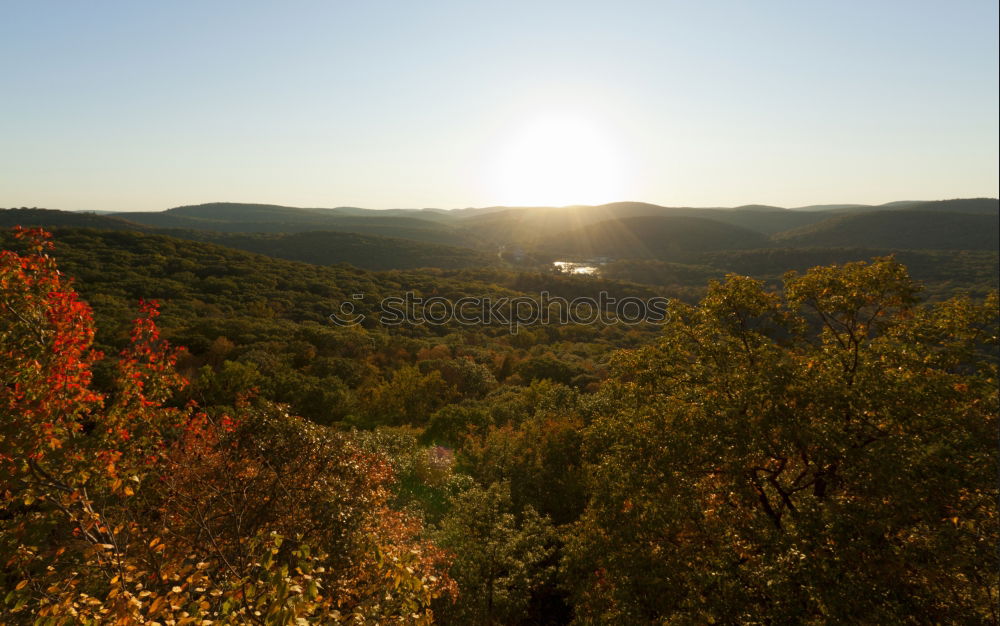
[{"xmin": 488, "ymin": 114, "xmax": 627, "ymax": 206}]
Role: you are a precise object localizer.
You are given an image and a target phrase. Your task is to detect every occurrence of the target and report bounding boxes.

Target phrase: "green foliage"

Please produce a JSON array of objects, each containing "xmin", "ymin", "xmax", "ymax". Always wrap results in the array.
[
  {"xmin": 0, "ymin": 228, "xmax": 646, "ymax": 427},
  {"xmin": 600, "ymin": 258, "xmax": 722, "ymax": 291},
  {"xmin": 353, "ymin": 426, "xmax": 470, "ymax": 523},
  {"xmin": 434, "ymin": 483, "xmax": 560, "ymax": 625},
  {"xmin": 201, "ymin": 230, "xmax": 494, "ymax": 270},
  {"xmin": 422, "ymin": 403, "xmax": 492, "ymax": 448},
  {"xmin": 459, "ymin": 408, "xmax": 587, "ymax": 526},
  {"xmin": 514, "ymin": 354, "xmax": 586, "ymax": 386},
  {"xmin": 4, "ymin": 223, "xmax": 997, "ymax": 624},
  {"xmin": 360, "ymin": 365, "xmax": 458, "ymax": 427},
  {"xmin": 565, "ymin": 259, "xmax": 998, "ymax": 623},
  {"xmin": 700, "ymin": 247, "xmax": 999, "ymax": 298}
]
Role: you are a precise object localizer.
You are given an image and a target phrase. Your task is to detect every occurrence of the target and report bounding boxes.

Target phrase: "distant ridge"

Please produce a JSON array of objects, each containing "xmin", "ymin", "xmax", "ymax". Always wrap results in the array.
[
  {"xmin": 732, "ymin": 204, "xmax": 786, "ymax": 212},
  {"xmin": 0, "ymin": 207, "xmax": 490, "ymax": 270},
  {"xmin": 198, "ymin": 230, "xmax": 493, "ymax": 271},
  {"xmin": 114, "ymin": 203, "xmax": 484, "ymax": 248},
  {"xmin": 0, "ymin": 208, "xmax": 148, "ymax": 231},
  {"xmin": 537, "ymin": 215, "xmax": 770, "ymax": 260},
  {"xmin": 882, "ymin": 198, "xmax": 998, "ymax": 214},
  {"xmin": 773, "ymin": 210, "xmax": 999, "ymax": 250},
  {"xmin": 5, "ymin": 198, "xmax": 996, "ymax": 264}
]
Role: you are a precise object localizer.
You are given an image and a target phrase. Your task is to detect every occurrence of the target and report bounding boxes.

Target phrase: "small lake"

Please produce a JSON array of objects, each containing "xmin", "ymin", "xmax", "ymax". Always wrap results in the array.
[{"xmin": 553, "ymin": 261, "xmax": 599, "ymax": 275}]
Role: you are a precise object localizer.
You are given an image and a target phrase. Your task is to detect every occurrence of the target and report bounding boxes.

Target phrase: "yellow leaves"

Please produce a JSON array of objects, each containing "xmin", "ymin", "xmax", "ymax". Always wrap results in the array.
[
  {"xmin": 148, "ymin": 595, "xmax": 166, "ymax": 615},
  {"xmin": 15, "ymin": 579, "xmax": 29, "ymax": 590}
]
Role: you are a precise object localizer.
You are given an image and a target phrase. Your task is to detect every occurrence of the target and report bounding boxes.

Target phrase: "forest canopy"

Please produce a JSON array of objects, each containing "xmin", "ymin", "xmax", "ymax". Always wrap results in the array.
[{"xmin": 1, "ymin": 227, "xmax": 997, "ymax": 624}]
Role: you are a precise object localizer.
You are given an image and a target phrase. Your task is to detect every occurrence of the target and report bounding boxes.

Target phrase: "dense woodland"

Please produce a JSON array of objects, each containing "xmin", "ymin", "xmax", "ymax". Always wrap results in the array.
[{"xmin": 1, "ymin": 199, "xmax": 998, "ymax": 623}]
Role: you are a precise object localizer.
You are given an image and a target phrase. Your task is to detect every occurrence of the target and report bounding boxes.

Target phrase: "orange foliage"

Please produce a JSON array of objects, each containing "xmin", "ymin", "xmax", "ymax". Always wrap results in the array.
[{"xmin": 1, "ymin": 228, "xmax": 453, "ymax": 623}]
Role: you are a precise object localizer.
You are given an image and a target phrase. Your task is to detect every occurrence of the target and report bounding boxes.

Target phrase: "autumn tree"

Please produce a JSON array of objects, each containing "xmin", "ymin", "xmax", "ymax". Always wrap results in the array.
[
  {"xmin": 1, "ymin": 228, "xmax": 454, "ymax": 623},
  {"xmin": 433, "ymin": 482, "xmax": 560, "ymax": 625},
  {"xmin": 360, "ymin": 364, "xmax": 457, "ymax": 427},
  {"xmin": 565, "ymin": 259, "xmax": 999, "ymax": 623},
  {"xmin": 458, "ymin": 382, "xmax": 587, "ymax": 526}
]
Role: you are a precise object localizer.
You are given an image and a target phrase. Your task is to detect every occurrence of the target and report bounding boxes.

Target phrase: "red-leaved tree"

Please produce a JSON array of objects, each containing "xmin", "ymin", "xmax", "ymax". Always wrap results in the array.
[{"xmin": 1, "ymin": 227, "xmax": 454, "ymax": 624}]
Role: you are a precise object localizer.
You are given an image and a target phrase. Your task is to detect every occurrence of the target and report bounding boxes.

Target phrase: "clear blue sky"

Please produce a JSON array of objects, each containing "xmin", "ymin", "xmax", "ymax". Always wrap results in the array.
[{"xmin": 1, "ymin": 0, "xmax": 997, "ymax": 211}]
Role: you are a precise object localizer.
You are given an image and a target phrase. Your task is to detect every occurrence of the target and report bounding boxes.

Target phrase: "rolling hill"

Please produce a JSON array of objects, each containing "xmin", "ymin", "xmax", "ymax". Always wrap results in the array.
[
  {"xmin": 455, "ymin": 201, "xmax": 914, "ymax": 241},
  {"xmin": 199, "ymin": 230, "xmax": 494, "ymax": 271},
  {"xmin": 0, "ymin": 207, "xmax": 493, "ymax": 271},
  {"xmin": 536, "ymin": 215, "xmax": 771, "ymax": 260},
  {"xmin": 878, "ymin": 198, "xmax": 998, "ymax": 214},
  {"xmin": 455, "ymin": 198, "xmax": 999, "ymax": 242},
  {"xmin": 0, "ymin": 208, "xmax": 148, "ymax": 231},
  {"xmin": 115, "ymin": 203, "xmax": 485, "ymax": 248},
  {"xmin": 7, "ymin": 198, "xmax": 997, "ymax": 270},
  {"xmin": 773, "ymin": 210, "xmax": 999, "ymax": 250}
]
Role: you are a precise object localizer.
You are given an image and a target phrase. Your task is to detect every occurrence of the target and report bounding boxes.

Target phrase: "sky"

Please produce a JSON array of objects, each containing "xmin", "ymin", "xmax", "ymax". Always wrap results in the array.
[{"xmin": 1, "ymin": 0, "xmax": 997, "ymax": 212}]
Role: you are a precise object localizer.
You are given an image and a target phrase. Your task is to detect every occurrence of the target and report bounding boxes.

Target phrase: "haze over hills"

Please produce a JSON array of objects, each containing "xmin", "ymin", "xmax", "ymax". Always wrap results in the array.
[
  {"xmin": 3, "ymin": 197, "xmax": 997, "ymax": 274},
  {"xmin": 0, "ymin": 208, "xmax": 149, "ymax": 231},
  {"xmin": 870, "ymin": 198, "xmax": 1000, "ymax": 213},
  {"xmin": 774, "ymin": 210, "xmax": 1000, "ymax": 250},
  {"xmin": 0, "ymin": 208, "xmax": 493, "ymax": 271},
  {"xmin": 104, "ymin": 198, "xmax": 999, "ymax": 242},
  {"xmin": 454, "ymin": 198, "xmax": 999, "ymax": 239},
  {"xmin": 452, "ymin": 202, "xmax": 825, "ymax": 240},
  {"xmin": 537, "ymin": 215, "xmax": 771, "ymax": 260},
  {"xmin": 114, "ymin": 203, "xmax": 485, "ymax": 248}
]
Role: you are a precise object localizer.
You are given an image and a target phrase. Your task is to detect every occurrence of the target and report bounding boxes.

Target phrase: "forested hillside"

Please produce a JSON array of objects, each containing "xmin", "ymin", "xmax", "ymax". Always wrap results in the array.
[
  {"xmin": 774, "ymin": 210, "xmax": 1000, "ymax": 250},
  {"xmin": 190, "ymin": 230, "xmax": 495, "ymax": 270},
  {"xmin": 2, "ymin": 225, "xmax": 997, "ymax": 623},
  {"xmin": 0, "ymin": 208, "xmax": 147, "ymax": 231},
  {"xmin": 0, "ymin": 228, "xmax": 675, "ymax": 426},
  {"xmin": 116, "ymin": 203, "xmax": 485, "ymax": 248},
  {"xmin": 4, "ymin": 198, "xmax": 997, "ymax": 270},
  {"xmin": 0, "ymin": 211, "xmax": 494, "ymax": 271},
  {"xmin": 536, "ymin": 215, "xmax": 771, "ymax": 259}
]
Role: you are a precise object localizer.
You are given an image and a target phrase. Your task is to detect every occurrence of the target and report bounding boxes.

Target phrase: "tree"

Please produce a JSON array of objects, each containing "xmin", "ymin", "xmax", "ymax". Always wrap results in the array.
[
  {"xmin": 459, "ymin": 405, "xmax": 587, "ymax": 526},
  {"xmin": 361, "ymin": 365, "xmax": 456, "ymax": 427},
  {"xmin": 1, "ymin": 228, "xmax": 455, "ymax": 623},
  {"xmin": 434, "ymin": 482, "xmax": 559, "ymax": 625},
  {"xmin": 565, "ymin": 259, "xmax": 999, "ymax": 623}
]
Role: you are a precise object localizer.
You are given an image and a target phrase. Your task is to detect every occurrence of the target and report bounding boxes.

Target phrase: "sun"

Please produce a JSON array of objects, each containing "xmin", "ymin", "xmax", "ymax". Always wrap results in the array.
[{"xmin": 488, "ymin": 114, "xmax": 627, "ymax": 206}]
